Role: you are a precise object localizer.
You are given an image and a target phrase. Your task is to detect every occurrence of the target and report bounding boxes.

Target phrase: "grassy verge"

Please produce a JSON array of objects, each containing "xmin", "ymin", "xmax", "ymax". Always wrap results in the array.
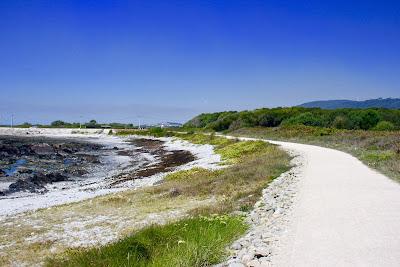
[
  {"xmin": 46, "ymin": 215, "xmax": 246, "ymax": 267},
  {"xmin": 41, "ymin": 132, "xmax": 290, "ymax": 267},
  {"xmin": 155, "ymin": 138, "xmax": 289, "ymax": 214},
  {"xmin": 230, "ymin": 126, "xmax": 400, "ymax": 182}
]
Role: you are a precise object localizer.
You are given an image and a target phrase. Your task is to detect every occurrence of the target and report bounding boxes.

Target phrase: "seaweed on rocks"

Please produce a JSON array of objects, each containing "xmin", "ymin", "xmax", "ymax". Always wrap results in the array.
[
  {"xmin": 110, "ymin": 138, "xmax": 196, "ymax": 185},
  {"xmin": 0, "ymin": 136, "xmax": 104, "ymax": 195}
]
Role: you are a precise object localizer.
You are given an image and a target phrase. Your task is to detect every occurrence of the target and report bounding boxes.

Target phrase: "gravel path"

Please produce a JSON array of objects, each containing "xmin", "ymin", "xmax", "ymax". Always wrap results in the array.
[{"xmin": 223, "ymin": 137, "xmax": 400, "ymax": 267}]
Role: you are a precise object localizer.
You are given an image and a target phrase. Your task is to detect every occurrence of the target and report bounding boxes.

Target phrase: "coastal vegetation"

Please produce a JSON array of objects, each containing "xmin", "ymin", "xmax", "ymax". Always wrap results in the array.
[{"xmin": 0, "ymin": 132, "xmax": 291, "ymax": 266}]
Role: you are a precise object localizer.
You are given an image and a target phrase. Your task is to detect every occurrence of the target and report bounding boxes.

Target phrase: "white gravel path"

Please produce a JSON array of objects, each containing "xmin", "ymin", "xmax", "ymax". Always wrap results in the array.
[
  {"xmin": 271, "ymin": 140, "xmax": 400, "ymax": 267},
  {"xmin": 224, "ymin": 136, "xmax": 400, "ymax": 267}
]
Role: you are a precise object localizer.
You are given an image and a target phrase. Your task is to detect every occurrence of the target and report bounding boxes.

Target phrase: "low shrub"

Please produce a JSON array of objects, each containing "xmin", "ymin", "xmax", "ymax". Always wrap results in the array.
[
  {"xmin": 216, "ymin": 140, "xmax": 269, "ymax": 163},
  {"xmin": 164, "ymin": 168, "xmax": 215, "ymax": 181},
  {"xmin": 373, "ymin": 121, "xmax": 396, "ymax": 131},
  {"xmin": 362, "ymin": 151, "xmax": 396, "ymax": 162}
]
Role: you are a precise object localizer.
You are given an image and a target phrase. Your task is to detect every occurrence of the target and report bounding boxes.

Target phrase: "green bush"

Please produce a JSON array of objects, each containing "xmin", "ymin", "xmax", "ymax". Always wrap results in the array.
[
  {"xmin": 373, "ymin": 121, "xmax": 395, "ymax": 131},
  {"xmin": 332, "ymin": 116, "xmax": 351, "ymax": 129},
  {"xmin": 258, "ymin": 113, "xmax": 281, "ymax": 127},
  {"xmin": 281, "ymin": 112, "xmax": 326, "ymax": 127},
  {"xmin": 148, "ymin": 127, "xmax": 167, "ymax": 137}
]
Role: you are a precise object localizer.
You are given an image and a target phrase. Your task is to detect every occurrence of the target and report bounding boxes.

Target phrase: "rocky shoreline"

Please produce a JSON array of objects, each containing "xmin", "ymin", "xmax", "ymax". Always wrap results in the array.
[
  {"xmin": 0, "ymin": 135, "xmax": 104, "ymax": 195},
  {"xmin": 0, "ymin": 135, "xmax": 198, "ymax": 197},
  {"xmin": 0, "ymin": 129, "xmax": 222, "ymax": 217}
]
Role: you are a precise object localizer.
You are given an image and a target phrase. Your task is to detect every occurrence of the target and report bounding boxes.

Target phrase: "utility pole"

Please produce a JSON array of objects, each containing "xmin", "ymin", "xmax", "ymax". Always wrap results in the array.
[{"xmin": 11, "ymin": 114, "xmax": 14, "ymax": 128}]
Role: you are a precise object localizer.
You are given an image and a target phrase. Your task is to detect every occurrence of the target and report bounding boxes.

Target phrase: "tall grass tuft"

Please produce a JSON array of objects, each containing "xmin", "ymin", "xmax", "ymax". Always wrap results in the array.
[{"xmin": 46, "ymin": 215, "xmax": 247, "ymax": 267}]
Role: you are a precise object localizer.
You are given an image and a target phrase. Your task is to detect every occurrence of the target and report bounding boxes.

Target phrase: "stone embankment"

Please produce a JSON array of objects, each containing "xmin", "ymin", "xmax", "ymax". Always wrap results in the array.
[{"xmin": 219, "ymin": 149, "xmax": 305, "ymax": 267}]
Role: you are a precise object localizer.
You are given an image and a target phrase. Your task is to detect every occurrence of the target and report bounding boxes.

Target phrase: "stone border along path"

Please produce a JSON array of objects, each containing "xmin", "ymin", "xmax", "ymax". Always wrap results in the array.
[
  {"xmin": 218, "ymin": 135, "xmax": 400, "ymax": 267},
  {"xmin": 217, "ymin": 145, "xmax": 304, "ymax": 267}
]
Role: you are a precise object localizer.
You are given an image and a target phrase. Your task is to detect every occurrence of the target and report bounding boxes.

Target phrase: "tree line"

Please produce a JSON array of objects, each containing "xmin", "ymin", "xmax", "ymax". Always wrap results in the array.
[
  {"xmin": 184, "ymin": 107, "xmax": 400, "ymax": 131},
  {"xmin": 49, "ymin": 120, "xmax": 135, "ymax": 129}
]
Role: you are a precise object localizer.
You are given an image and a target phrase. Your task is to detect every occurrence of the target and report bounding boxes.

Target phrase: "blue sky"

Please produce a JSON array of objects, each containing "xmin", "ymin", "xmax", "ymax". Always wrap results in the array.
[{"xmin": 1, "ymin": 0, "xmax": 399, "ymax": 124}]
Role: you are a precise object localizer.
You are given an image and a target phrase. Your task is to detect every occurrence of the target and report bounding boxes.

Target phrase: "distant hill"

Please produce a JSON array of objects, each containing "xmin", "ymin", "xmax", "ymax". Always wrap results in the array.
[{"xmin": 298, "ymin": 98, "xmax": 400, "ymax": 109}]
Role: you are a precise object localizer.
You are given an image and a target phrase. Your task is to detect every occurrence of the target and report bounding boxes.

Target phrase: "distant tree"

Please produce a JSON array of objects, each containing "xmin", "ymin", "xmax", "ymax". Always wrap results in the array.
[
  {"xmin": 332, "ymin": 116, "xmax": 351, "ymax": 129},
  {"xmin": 208, "ymin": 113, "xmax": 239, "ymax": 131},
  {"xmin": 85, "ymin": 119, "xmax": 98, "ymax": 128},
  {"xmin": 282, "ymin": 112, "xmax": 325, "ymax": 127},
  {"xmin": 20, "ymin": 122, "xmax": 32, "ymax": 128},
  {"xmin": 51, "ymin": 120, "xmax": 66, "ymax": 127},
  {"xmin": 258, "ymin": 113, "xmax": 280, "ymax": 127},
  {"xmin": 360, "ymin": 110, "xmax": 380, "ymax": 130}
]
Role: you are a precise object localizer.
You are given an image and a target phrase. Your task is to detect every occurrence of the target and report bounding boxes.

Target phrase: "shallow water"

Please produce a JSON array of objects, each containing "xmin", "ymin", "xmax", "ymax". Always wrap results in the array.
[{"xmin": 3, "ymin": 159, "xmax": 27, "ymax": 176}]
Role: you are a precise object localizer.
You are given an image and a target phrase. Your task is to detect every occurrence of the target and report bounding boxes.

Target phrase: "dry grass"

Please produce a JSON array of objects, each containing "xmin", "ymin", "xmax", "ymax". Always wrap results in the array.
[
  {"xmin": 0, "ymin": 190, "xmax": 213, "ymax": 266},
  {"xmin": 152, "ymin": 141, "xmax": 290, "ymax": 214}
]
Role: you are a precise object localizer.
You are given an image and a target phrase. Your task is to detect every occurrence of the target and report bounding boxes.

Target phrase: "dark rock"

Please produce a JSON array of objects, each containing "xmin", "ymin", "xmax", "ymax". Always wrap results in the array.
[
  {"xmin": 84, "ymin": 155, "xmax": 101, "ymax": 164},
  {"xmin": 7, "ymin": 172, "xmax": 68, "ymax": 194},
  {"xmin": 0, "ymin": 144, "xmax": 20, "ymax": 156},
  {"xmin": 18, "ymin": 168, "xmax": 33, "ymax": 174},
  {"xmin": 8, "ymin": 179, "xmax": 44, "ymax": 193},
  {"xmin": 30, "ymin": 143, "xmax": 54, "ymax": 155},
  {"xmin": 70, "ymin": 169, "xmax": 87, "ymax": 176},
  {"xmin": 62, "ymin": 148, "xmax": 73, "ymax": 153}
]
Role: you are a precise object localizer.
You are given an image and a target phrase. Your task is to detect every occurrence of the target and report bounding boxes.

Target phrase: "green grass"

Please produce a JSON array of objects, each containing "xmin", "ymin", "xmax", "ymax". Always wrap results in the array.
[
  {"xmin": 46, "ymin": 215, "xmax": 247, "ymax": 267},
  {"xmin": 215, "ymin": 140, "xmax": 269, "ymax": 163},
  {"xmin": 176, "ymin": 133, "xmax": 234, "ymax": 148},
  {"xmin": 158, "ymin": 140, "xmax": 290, "ymax": 214},
  {"xmin": 164, "ymin": 167, "xmax": 217, "ymax": 181}
]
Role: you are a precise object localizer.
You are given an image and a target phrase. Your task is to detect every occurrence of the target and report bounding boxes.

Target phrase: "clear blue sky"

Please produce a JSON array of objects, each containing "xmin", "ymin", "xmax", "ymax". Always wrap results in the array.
[{"xmin": 1, "ymin": 0, "xmax": 399, "ymax": 124}]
